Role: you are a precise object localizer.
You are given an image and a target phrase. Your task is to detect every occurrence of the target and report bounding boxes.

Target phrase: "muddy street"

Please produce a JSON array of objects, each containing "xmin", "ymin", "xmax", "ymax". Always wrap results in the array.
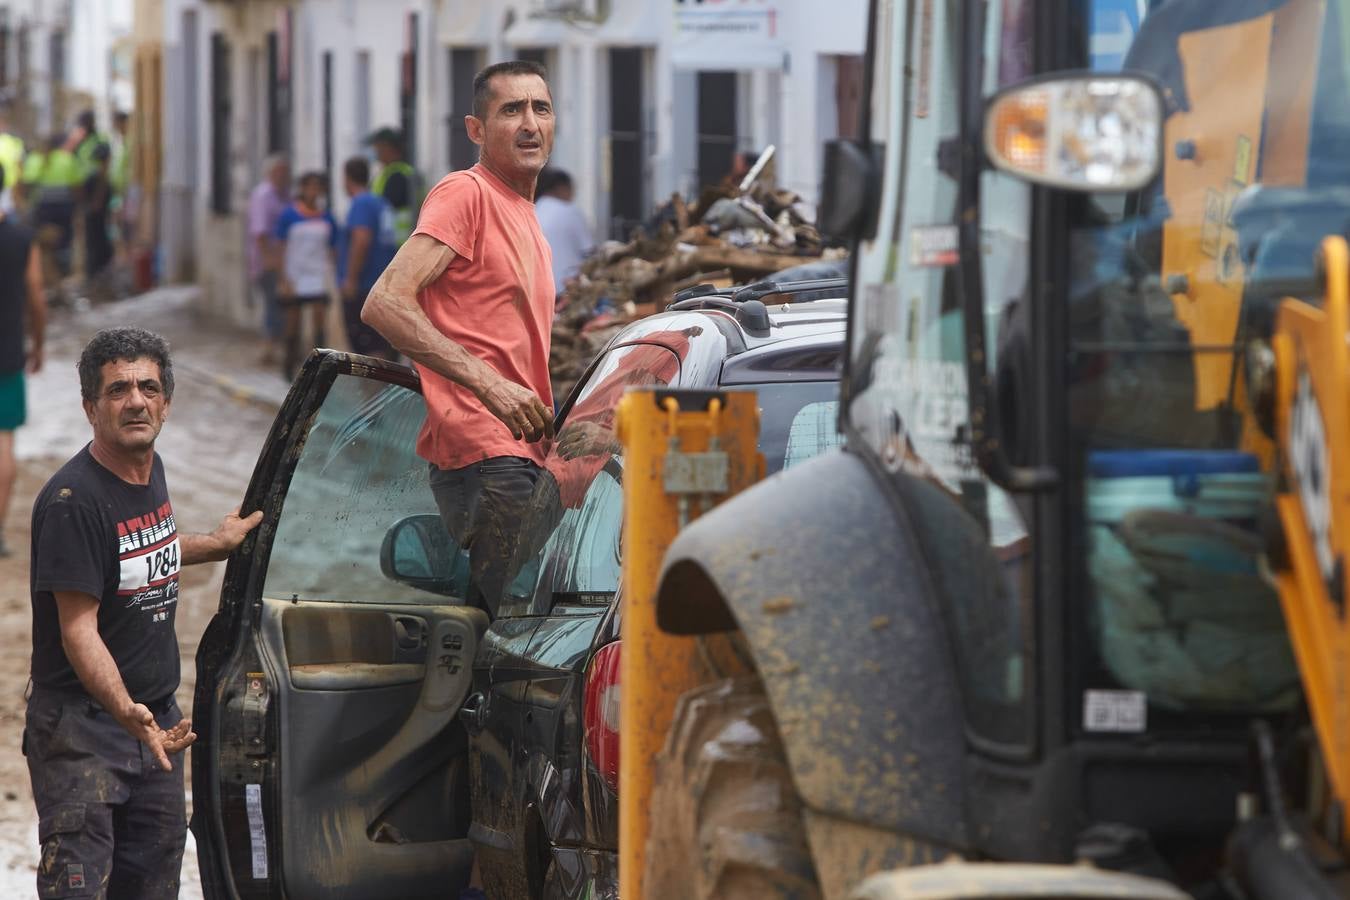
[{"xmin": 0, "ymin": 289, "xmax": 287, "ymax": 896}]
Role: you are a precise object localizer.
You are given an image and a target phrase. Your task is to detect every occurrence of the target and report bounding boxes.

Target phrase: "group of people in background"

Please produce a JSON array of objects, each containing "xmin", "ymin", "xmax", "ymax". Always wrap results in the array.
[
  {"xmin": 0, "ymin": 97, "xmax": 133, "ymax": 304},
  {"xmin": 247, "ymin": 127, "xmax": 417, "ymax": 378},
  {"xmin": 245, "ymin": 123, "xmax": 595, "ymax": 381}
]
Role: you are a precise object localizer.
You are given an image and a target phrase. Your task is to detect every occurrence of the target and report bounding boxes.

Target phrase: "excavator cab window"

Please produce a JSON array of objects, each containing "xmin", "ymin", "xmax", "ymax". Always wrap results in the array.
[
  {"xmin": 848, "ymin": 0, "xmax": 1037, "ymax": 750},
  {"xmin": 1064, "ymin": 0, "xmax": 1350, "ymax": 723}
]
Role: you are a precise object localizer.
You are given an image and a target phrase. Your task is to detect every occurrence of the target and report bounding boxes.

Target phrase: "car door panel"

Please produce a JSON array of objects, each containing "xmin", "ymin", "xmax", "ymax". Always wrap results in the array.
[
  {"xmin": 193, "ymin": 353, "xmax": 484, "ymax": 900},
  {"xmin": 468, "ymin": 616, "xmax": 541, "ymax": 866},
  {"xmin": 521, "ymin": 607, "xmax": 609, "ymax": 847},
  {"xmin": 257, "ymin": 598, "xmax": 483, "ymax": 896}
]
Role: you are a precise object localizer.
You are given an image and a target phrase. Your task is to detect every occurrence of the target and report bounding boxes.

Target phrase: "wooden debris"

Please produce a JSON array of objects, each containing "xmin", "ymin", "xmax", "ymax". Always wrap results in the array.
[{"xmin": 549, "ymin": 180, "xmax": 843, "ymax": 401}]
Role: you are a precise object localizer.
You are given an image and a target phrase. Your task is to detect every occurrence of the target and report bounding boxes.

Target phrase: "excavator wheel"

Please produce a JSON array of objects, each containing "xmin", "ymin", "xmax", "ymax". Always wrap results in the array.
[{"xmin": 644, "ymin": 676, "xmax": 823, "ymax": 900}]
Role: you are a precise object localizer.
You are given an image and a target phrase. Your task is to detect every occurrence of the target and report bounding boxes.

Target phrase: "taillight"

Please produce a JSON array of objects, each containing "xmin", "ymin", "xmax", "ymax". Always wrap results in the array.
[{"xmin": 583, "ymin": 640, "xmax": 621, "ymax": 793}]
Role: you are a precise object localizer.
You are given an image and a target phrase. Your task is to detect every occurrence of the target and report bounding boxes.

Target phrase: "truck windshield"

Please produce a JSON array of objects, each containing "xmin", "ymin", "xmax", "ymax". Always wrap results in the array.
[
  {"xmin": 1065, "ymin": 0, "xmax": 1331, "ymax": 719},
  {"xmin": 847, "ymin": 0, "xmax": 1035, "ymax": 749}
]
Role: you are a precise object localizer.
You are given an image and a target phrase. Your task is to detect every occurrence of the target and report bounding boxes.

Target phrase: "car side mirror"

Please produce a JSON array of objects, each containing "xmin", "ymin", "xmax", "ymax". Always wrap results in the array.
[
  {"xmin": 379, "ymin": 514, "xmax": 471, "ymax": 598},
  {"xmin": 819, "ymin": 138, "xmax": 880, "ymax": 241},
  {"xmin": 984, "ymin": 73, "xmax": 1164, "ymax": 192}
]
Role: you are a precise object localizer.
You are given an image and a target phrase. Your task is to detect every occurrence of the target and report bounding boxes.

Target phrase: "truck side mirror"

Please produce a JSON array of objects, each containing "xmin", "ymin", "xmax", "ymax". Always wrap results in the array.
[
  {"xmin": 819, "ymin": 138, "xmax": 879, "ymax": 240},
  {"xmin": 984, "ymin": 73, "xmax": 1164, "ymax": 192}
]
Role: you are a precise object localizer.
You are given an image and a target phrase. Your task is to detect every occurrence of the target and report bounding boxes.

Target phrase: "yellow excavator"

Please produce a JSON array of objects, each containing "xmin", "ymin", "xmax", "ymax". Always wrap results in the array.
[{"xmin": 612, "ymin": 0, "xmax": 1350, "ymax": 897}]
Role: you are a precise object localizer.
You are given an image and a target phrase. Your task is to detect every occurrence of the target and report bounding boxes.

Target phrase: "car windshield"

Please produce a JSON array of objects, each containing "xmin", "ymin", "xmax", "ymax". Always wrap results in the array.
[{"xmin": 1064, "ymin": 0, "xmax": 1331, "ymax": 717}]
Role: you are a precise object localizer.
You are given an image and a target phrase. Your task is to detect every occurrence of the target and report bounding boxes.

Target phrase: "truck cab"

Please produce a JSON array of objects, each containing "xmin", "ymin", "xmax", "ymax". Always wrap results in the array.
[{"xmin": 642, "ymin": 0, "xmax": 1350, "ymax": 897}]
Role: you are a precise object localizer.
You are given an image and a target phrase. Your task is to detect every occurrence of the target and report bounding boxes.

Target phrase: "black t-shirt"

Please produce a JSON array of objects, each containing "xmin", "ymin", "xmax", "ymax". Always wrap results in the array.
[
  {"xmin": 30, "ymin": 446, "xmax": 182, "ymax": 702},
  {"xmin": 0, "ymin": 217, "xmax": 34, "ymax": 374}
]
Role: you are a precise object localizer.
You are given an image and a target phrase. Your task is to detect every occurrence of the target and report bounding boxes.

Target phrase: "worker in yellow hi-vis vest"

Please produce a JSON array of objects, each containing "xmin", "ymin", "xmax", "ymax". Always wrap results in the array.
[
  {"xmin": 366, "ymin": 127, "xmax": 423, "ymax": 246},
  {"xmin": 0, "ymin": 99, "xmax": 24, "ymax": 215},
  {"xmin": 23, "ymin": 133, "xmax": 85, "ymax": 283},
  {"xmin": 72, "ymin": 110, "xmax": 109, "ymax": 178}
]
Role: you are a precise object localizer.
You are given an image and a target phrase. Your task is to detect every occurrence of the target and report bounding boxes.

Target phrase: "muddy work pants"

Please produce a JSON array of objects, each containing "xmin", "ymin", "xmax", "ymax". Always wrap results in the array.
[
  {"xmin": 430, "ymin": 456, "xmax": 546, "ymax": 618},
  {"xmin": 23, "ymin": 688, "xmax": 187, "ymax": 899}
]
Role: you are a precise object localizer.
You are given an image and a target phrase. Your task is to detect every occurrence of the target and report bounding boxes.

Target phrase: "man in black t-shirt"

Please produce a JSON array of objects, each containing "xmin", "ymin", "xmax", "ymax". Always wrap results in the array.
[
  {"xmin": 25, "ymin": 327, "xmax": 262, "ymax": 899},
  {"xmin": 0, "ymin": 162, "xmax": 46, "ymax": 559}
]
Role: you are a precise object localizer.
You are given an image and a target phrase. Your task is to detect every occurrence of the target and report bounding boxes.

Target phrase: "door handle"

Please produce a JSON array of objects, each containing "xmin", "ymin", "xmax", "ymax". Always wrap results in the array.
[
  {"xmin": 393, "ymin": 616, "xmax": 426, "ymax": 651},
  {"xmin": 459, "ymin": 691, "xmax": 487, "ymax": 735}
]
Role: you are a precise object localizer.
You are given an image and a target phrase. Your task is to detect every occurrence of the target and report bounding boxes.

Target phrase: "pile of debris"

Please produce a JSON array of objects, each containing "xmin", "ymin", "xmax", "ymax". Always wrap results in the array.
[{"xmin": 550, "ymin": 147, "xmax": 846, "ymax": 399}]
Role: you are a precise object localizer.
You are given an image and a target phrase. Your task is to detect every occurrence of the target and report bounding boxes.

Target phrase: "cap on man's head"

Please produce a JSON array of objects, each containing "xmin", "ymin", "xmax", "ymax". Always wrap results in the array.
[{"xmin": 365, "ymin": 127, "xmax": 404, "ymax": 151}]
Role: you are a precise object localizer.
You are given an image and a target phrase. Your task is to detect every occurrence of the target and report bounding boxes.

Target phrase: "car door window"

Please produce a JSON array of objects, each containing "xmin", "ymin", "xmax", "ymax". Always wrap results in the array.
[
  {"xmin": 747, "ymin": 382, "xmax": 843, "ymax": 473},
  {"xmin": 263, "ymin": 373, "xmax": 448, "ymax": 604},
  {"xmin": 500, "ymin": 339, "xmax": 686, "ymax": 617}
]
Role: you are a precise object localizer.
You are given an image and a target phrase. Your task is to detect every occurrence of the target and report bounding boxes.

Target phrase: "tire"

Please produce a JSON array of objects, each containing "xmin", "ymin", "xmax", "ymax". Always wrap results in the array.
[{"xmin": 644, "ymin": 677, "xmax": 823, "ymax": 900}]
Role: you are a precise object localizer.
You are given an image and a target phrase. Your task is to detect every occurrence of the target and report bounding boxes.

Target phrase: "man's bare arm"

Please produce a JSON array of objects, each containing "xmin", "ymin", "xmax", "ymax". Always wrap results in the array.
[
  {"xmin": 180, "ymin": 506, "xmax": 263, "ymax": 565},
  {"xmin": 24, "ymin": 243, "xmax": 45, "ymax": 373},
  {"xmin": 362, "ymin": 234, "xmax": 553, "ymax": 441},
  {"xmin": 54, "ymin": 591, "xmax": 195, "ymax": 771}
]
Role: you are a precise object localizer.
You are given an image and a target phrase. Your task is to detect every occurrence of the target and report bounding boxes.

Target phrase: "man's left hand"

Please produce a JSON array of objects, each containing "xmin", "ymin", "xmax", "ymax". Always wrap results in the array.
[
  {"xmin": 214, "ymin": 507, "xmax": 264, "ymax": 554},
  {"xmin": 181, "ymin": 507, "xmax": 264, "ymax": 565}
]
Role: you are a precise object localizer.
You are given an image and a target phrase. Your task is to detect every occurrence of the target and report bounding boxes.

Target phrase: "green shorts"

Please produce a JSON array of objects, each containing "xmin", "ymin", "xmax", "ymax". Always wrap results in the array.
[{"xmin": 0, "ymin": 370, "xmax": 25, "ymax": 431}]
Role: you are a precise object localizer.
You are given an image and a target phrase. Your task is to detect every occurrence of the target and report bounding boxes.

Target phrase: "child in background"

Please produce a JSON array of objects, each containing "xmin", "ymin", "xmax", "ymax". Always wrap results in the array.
[{"xmin": 275, "ymin": 170, "xmax": 338, "ymax": 378}]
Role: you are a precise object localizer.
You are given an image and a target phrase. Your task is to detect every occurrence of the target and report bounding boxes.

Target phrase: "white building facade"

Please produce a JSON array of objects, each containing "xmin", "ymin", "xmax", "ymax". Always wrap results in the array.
[
  {"xmin": 1, "ymin": 0, "xmax": 134, "ymax": 141},
  {"xmin": 157, "ymin": 0, "xmax": 866, "ymax": 326}
]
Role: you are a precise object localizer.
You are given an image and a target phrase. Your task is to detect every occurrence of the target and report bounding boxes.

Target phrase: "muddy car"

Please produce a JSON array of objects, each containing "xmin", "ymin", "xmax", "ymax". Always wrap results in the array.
[{"xmin": 189, "ymin": 278, "xmax": 847, "ymax": 900}]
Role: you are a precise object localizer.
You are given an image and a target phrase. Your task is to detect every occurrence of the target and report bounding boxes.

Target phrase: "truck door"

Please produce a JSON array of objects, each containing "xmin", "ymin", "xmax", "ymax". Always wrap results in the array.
[{"xmin": 192, "ymin": 352, "xmax": 484, "ymax": 900}]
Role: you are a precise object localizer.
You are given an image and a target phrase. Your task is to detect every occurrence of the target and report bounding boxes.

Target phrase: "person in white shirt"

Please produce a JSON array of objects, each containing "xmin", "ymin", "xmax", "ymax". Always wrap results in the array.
[
  {"xmin": 273, "ymin": 171, "xmax": 338, "ymax": 378},
  {"xmin": 534, "ymin": 169, "xmax": 593, "ymax": 296}
]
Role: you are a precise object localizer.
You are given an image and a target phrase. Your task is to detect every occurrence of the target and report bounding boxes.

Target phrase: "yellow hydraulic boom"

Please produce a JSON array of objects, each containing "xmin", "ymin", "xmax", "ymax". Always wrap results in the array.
[{"xmin": 614, "ymin": 388, "xmax": 763, "ymax": 900}]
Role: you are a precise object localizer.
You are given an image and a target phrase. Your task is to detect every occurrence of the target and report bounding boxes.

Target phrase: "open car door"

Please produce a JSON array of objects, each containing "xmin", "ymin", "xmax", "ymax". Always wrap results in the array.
[{"xmin": 192, "ymin": 351, "xmax": 484, "ymax": 899}]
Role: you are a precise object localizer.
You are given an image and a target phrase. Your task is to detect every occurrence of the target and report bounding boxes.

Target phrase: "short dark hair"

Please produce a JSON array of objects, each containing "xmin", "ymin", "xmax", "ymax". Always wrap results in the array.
[
  {"xmin": 78, "ymin": 328, "xmax": 174, "ymax": 402},
  {"xmin": 344, "ymin": 156, "xmax": 370, "ymax": 186},
  {"xmin": 297, "ymin": 170, "xmax": 327, "ymax": 190},
  {"xmin": 472, "ymin": 60, "xmax": 549, "ymax": 120},
  {"xmin": 537, "ymin": 168, "xmax": 572, "ymax": 196},
  {"xmin": 77, "ymin": 109, "xmax": 96, "ymax": 131}
]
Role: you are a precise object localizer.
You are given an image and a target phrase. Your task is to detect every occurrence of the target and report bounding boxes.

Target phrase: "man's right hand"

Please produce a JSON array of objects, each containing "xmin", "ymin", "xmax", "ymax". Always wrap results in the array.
[
  {"xmin": 478, "ymin": 376, "xmax": 555, "ymax": 442},
  {"xmin": 117, "ymin": 702, "xmax": 197, "ymax": 772}
]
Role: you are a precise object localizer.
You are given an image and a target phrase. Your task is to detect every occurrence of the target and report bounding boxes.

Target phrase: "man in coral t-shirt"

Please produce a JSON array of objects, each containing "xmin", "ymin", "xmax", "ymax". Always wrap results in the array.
[{"xmin": 362, "ymin": 60, "xmax": 557, "ymax": 617}]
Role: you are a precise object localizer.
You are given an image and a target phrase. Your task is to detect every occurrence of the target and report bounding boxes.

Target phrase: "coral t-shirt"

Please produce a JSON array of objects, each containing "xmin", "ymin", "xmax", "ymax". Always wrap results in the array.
[{"xmin": 411, "ymin": 164, "xmax": 555, "ymax": 470}]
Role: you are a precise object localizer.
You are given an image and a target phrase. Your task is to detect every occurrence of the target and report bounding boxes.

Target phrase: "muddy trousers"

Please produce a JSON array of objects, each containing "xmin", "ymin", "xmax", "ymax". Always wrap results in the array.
[
  {"xmin": 430, "ymin": 456, "xmax": 544, "ymax": 618},
  {"xmin": 23, "ymin": 688, "xmax": 187, "ymax": 899}
]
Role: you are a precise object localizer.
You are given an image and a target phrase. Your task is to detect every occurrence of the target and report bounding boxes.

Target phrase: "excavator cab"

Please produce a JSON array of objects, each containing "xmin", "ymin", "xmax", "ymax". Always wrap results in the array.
[{"xmin": 625, "ymin": 0, "xmax": 1350, "ymax": 898}]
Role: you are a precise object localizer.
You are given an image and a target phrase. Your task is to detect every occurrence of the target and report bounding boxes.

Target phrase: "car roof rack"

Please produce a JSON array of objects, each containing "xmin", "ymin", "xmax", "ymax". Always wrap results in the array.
[{"xmin": 667, "ymin": 276, "xmax": 848, "ymax": 312}]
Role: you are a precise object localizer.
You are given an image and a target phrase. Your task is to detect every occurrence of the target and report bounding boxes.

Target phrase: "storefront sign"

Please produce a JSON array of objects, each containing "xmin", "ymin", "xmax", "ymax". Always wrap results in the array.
[{"xmin": 672, "ymin": 0, "xmax": 786, "ymax": 70}]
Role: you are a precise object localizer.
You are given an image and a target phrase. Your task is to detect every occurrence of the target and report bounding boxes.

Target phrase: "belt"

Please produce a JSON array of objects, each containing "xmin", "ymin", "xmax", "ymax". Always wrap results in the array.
[{"xmin": 30, "ymin": 685, "xmax": 178, "ymax": 717}]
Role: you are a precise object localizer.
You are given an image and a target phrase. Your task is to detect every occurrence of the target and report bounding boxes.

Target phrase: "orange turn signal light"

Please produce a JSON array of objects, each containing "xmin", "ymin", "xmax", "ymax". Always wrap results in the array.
[{"xmin": 990, "ymin": 91, "xmax": 1049, "ymax": 174}]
